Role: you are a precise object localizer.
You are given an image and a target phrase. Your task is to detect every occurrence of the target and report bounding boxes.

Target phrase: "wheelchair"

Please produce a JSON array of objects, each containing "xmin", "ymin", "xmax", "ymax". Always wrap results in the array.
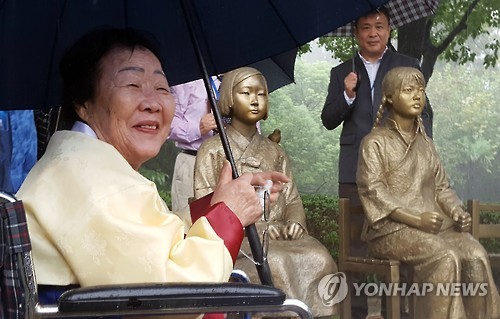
[{"xmin": 0, "ymin": 191, "xmax": 312, "ymax": 319}]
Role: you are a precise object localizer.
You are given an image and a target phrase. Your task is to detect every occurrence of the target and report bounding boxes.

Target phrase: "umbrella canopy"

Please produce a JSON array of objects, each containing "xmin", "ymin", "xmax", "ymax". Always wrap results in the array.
[
  {"xmin": 169, "ymin": 47, "xmax": 297, "ymax": 101},
  {"xmin": 0, "ymin": 0, "xmax": 390, "ymax": 285},
  {"xmin": 329, "ymin": 0, "xmax": 440, "ymax": 36},
  {"xmin": 0, "ymin": 0, "xmax": 388, "ymax": 110},
  {"xmin": 247, "ymin": 48, "xmax": 297, "ymax": 93}
]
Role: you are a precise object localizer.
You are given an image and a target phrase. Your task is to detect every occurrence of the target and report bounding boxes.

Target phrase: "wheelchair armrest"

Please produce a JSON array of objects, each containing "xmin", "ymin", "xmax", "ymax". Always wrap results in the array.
[{"xmin": 58, "ymin": 282, "xmax": 285, "ymax": 313}]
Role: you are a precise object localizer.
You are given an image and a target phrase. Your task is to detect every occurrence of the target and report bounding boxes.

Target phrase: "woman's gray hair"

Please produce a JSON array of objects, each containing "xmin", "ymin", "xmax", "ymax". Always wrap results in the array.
[{"xmin": 217, "ymin": 67, "xmax": 268, "ymax": 116}]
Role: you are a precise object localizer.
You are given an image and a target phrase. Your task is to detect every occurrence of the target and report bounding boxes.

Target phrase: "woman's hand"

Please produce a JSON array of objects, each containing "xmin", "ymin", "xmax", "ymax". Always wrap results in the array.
[
  {"xmin": 249, "ymin": 170, "xmax": 290, "ymax": 204},
  {"xmin": 210, "ymin": 160, "xmax": 289, "ymax": 227}
]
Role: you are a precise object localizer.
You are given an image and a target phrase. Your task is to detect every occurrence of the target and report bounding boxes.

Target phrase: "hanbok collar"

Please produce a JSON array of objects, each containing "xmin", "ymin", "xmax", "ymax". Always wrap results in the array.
[
  {"xmin": 71, "ymin": 121, "xmax": 97, "ymax": 139},
  {"xmin": 226, "ymin": 126, "xmax": 261, "ymax": 168},
  {"xmin": 226, "ymin": 125, "xmax": 258, "ymax": 145},
  {"xmin": 384, "ymin": 117, "xmax": 430, "ymax": 145}
]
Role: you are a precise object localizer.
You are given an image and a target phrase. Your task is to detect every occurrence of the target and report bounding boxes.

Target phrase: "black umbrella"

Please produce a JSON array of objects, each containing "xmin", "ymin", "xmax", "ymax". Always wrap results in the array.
[
  {"xmin": 0, "ymin": 0, "xmax": 389, "ymax": 285},
  {"xmin": 0, "ymin": 0, "xmax": 390, "ymax": 109},
  {"xmin": 174, "ymin": 47, "xmax": 298, "ymax": 95},
  {"xmin": 247, "ymin": 48, "xmax": 297, "ymax": 93}
]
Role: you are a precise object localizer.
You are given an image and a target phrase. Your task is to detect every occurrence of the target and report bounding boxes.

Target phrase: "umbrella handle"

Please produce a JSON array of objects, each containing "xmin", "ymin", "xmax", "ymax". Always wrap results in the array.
[{"xmin": 181, "ymin": 0, "xmax": 274, "ymax": 287}]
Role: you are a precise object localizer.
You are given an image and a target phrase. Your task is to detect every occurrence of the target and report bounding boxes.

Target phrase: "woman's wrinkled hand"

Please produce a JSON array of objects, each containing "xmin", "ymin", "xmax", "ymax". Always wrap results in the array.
[{"xmin": 210, "ymin": 160, "xmax": 290, "ymax": 227}]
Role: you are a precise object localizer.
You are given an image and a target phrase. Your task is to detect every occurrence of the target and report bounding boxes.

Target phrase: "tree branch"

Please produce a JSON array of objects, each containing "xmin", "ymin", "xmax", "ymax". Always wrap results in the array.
[{"xmin": 435, "ymin": 0, "xmax": 481, "ymax": 54}]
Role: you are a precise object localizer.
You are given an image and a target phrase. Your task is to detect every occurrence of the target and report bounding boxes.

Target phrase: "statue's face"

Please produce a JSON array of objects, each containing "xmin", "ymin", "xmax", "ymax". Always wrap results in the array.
[
  {"xmin": 231, "ymin": 74, "xmax": 268, "ymax": 126},
  {"xmin": 390, "ymin": 78, "xmax": 425, "ymax": 119}
]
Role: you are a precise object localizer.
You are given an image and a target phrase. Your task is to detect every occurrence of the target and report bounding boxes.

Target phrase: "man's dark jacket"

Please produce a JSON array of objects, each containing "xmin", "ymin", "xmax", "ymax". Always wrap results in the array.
[{"xmin": 321, "ymin": 50, "xmax": 433, "ymax": 184}]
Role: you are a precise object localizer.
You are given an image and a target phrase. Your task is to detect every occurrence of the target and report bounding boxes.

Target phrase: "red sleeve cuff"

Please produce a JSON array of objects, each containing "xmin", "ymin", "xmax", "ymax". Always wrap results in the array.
[
  {"xmin": 189, "ymin": 193, "xmax": 213, "ymax": 223},
  {"xmin": 205, "ymin": 202, "xmax": 244, "ymax": 263},
  {"xmin": 189, "ymin": 195, "xmax": 244, "ymax": 263}
]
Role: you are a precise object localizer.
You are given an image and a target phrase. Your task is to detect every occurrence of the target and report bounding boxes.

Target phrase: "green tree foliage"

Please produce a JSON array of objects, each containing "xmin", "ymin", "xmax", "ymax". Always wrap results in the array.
[
  {"xmin": 433, "ymin": 0, "xmax": 500, "ymax": 68},
  {"xmin": 426, "ymin": 62, "xmax": 500, "ymax": 201},
  {"xmin": 140, "ymin": 140, "xmax": 178, "ymax": 205},
  {"xmin": 302, "ymin": 194, "xmax": 339, "ymax": 261},
  {"xmin": 261, "ymin": 60, "xmax": 340, "ymax": 194}
]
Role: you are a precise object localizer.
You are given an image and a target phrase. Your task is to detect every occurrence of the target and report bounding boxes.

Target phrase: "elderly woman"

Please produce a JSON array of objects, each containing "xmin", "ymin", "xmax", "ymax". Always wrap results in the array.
[
  {"xmin": 357, "ymin": 67, "xmax": 500, "ymax": 319},
  {"xmin": 194, "ymin": 67, "xmax": 338, "ymax": 318},
  {"xmin": 16, "ymin": 28, "xmax": 289, "ymax": 302}
]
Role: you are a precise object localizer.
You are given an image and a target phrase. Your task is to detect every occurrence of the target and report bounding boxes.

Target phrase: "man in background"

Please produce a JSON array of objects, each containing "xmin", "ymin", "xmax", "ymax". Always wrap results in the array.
[{"xmin": 321, "ymin": 6, "xmax": 433, "ymax": 205}]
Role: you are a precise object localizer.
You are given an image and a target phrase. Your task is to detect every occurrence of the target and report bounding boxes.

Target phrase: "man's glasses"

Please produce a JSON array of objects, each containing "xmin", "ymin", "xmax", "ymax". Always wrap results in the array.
[{"xmin": 240, "ymin": 190, "xmax": 270, "ymax": 266}]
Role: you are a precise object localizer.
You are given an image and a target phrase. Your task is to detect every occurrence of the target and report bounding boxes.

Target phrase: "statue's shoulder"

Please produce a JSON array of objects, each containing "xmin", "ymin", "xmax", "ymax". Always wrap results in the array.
[
  {"xmin": 362, "ymin": 126, "xmax": 393, "ymax": 146},
  {"xmin": 198, "ymin": 135, "xmax": 223, "ymax": 154}
]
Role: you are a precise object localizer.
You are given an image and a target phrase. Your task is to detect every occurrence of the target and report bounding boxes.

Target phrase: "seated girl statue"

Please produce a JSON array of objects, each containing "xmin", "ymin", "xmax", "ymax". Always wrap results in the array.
[
  {"xmin": 193, "ymin": 67, "xmax": 338, "ymax": 318},
  {"xmin": 357, "ymin": 66, "xmax": 500, "ymax": 319}
]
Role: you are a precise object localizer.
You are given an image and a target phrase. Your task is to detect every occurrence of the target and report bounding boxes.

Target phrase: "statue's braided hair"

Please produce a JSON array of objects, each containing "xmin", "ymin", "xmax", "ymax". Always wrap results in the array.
[{"xmin": 373, "ymin": 67, "xmax": 426, "ymax": 129}]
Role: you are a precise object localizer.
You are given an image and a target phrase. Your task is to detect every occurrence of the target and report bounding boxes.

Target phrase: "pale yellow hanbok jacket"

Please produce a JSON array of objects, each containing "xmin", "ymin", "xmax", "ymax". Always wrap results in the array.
[{"xmin": 17, "ymin": 131, "xmax": 242, "ymax": 286}]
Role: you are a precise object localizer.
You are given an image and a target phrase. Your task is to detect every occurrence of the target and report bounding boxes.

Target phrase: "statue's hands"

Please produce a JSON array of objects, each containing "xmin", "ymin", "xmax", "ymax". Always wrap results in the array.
[
  {"xmin": 452, "ymin": 209, "xmax": 472, "ymax": 233},
  {"xmin": 266, "ymin": 222, "xmax": 304, "ymax": 240},
  {"xmin": 282, "ymin": 221, "xmax": 305, "ymax": 240},
  {"xmin": 268, "ymin": 224, "xmax": 281, "ymax": 240},
  {"xmin": 419, "ymin": 212, "xmax": 443, "ymax": 234}
]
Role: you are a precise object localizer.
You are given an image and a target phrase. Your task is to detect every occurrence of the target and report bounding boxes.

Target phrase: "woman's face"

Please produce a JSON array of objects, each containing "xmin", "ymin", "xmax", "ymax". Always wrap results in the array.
[
  {"xmin": 77, "ymin": 47, "xmax": 174, "ymax": 170},
  {"xmin": 231, "ymin": 75, "xmax": 268, "ymax": 126}
]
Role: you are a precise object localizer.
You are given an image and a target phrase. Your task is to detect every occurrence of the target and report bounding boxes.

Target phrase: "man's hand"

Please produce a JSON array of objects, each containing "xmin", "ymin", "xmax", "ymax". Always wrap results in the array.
[
  {"xmin": 199, "ymin": 113, "xmax": 217, "ymax": 136},
  {"xmin": 344, "ymin": 72, "xmax": 359, "ymax": 99}
]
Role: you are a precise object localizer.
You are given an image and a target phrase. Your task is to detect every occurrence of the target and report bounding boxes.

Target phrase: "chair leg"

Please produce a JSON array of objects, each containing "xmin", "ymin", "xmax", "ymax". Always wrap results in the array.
[
  {"xmin": 385, "ymin": 294, "xmax": 400, "ymax": 319},
  {"xmin": 341, "ymin": 273, "xmax": 353, "ymax": 319},
  {"xmin": 407, "ymin": 268, "xmax": 416, "ymax": 319},
  {"xmin": 385, "ymin": 266, "xmax": 400, "ymax": 319},
  {"xmin": 408, "ymin": 294, "xmax": 416, "ymax": 319}
]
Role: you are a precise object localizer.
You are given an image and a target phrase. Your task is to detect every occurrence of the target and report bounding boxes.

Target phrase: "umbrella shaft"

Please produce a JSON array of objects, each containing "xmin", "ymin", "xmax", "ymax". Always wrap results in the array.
[{"xmin": 181, "ymin": 0, "xmax": 274, "ymax": 287}]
